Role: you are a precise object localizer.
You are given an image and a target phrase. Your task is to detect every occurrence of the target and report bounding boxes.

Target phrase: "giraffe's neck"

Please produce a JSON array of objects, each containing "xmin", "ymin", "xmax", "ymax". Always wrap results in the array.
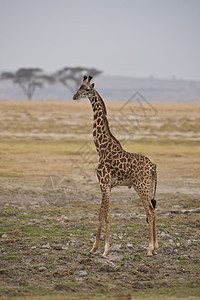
[{"xmin": 89, "ymin": 90, "xmax": 121, "ymax": 156}]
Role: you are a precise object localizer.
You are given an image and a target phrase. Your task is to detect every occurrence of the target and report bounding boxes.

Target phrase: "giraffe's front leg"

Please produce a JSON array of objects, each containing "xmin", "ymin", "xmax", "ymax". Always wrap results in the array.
[
  {"xmin": 102, "ymin": 196, "xmax": 110, "ymax": 258},
  {"xmin": 90, "ymin": 201, "xmax": 104, "ymax": 254},
  {"xmin": 102, "ymin": 222, "xmax": 110, "ymax": 258}
]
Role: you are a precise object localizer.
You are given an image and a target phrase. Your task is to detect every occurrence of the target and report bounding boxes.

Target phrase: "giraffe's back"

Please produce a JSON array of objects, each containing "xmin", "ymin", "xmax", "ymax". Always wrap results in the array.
[{"xmin": 100, "ymin": 146, "xmax": 155, "ymax": 188}]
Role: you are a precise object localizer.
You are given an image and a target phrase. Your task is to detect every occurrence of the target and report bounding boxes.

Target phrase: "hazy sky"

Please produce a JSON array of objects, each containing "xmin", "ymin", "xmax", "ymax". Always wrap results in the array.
[{"xmin": 1, "ymin": 0, "xmax": 200, "ymax": 80}]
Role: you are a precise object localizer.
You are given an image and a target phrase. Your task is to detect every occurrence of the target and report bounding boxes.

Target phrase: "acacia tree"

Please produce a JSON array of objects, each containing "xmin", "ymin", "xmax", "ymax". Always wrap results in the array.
[
  {"xmin": 1, "ymin": 66, "xmax": 102, "ymax": 100},
  {"xmin": 53, "ymin": 66, "xmax": 102, "ymax": 94},
  {"xmin": 1, "ymin": 68, "xmax": 55, "ymax": 100}
]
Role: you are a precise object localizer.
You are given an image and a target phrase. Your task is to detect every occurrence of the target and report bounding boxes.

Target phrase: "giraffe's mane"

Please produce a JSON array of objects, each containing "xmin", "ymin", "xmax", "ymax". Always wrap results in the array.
[
  {"xmin": 95, "ymin": 91, "xmax": 107, "ymax": 115},
  {"xmin": 95, "ymin": 90, "xmax": 122, "ymax": 148}
]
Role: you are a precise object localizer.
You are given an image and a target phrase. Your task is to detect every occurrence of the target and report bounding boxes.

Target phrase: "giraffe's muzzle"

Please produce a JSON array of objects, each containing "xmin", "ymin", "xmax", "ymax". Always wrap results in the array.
[{"xmin": 73, "ymin": 94, "xmax": 78, "ymax": 100}]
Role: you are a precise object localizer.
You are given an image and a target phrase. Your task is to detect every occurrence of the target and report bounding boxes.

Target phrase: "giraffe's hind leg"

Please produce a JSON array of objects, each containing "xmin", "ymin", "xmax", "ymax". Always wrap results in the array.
[
  {"xmin": 147, "ymin": 200, "xmax": 158, "ymax": 255},
  {"xmin": 133, "ymin": 178, "xmax": 158, "ymax": 256},
  {"xmin": 152, "ymin": 165, "xmax": 158, "ymax": 254},
  {"xmin": 153, "ymin": 209, "xmax": 158, "ymax": 255},
  {"xmin": 146, "ymin": 207, "xmax": 156, "ymax": 256}
]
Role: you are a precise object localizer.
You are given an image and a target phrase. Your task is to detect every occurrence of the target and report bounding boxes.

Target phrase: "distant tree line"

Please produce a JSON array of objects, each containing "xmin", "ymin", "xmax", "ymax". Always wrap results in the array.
[{"xmin": 0, "ymin": 67, "xmax": 102, "ymax": 100}]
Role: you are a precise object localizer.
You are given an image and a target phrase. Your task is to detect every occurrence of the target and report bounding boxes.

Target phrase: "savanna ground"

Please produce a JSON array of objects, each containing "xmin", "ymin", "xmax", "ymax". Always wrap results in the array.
[{"xmin": 0, "ymin": 100, "xmax": 200, "ymax": 300}]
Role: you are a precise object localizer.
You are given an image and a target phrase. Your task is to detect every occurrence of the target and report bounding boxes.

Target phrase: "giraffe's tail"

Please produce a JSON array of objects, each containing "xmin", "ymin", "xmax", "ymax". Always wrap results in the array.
[
  {"xmin": 146, "ymin": 164, "xmax": 157, "ymax": 223},
  {"xmin": 151, "ymin": 164, "xmax": 157, "ymax": 209}
]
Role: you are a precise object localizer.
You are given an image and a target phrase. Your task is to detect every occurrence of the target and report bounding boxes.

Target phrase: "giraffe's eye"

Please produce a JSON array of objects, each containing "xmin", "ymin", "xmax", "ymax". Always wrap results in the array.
[{"xmin": 80, "ymin": 85, "xmax": 90, "ymax": 91}]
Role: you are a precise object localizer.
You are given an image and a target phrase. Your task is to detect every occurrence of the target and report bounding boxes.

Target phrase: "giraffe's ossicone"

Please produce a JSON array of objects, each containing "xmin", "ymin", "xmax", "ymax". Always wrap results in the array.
[{"xmin": 73, "ymin": 76, "xmax": 158, "ymax": 258}]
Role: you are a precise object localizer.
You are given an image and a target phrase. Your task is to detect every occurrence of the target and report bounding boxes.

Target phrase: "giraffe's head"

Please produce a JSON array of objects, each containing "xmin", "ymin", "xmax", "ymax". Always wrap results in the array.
[{"xmin": 73, "ymin": 76, "xmax": 95, "ymax": 100}]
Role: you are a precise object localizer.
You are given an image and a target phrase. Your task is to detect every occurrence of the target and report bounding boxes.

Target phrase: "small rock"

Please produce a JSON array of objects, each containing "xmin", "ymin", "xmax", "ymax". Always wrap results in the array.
[
  {"xmin": 78, "ymin": 270, "xmax": 87, "ymax": 277},
  {"xmin": 1, "ymin": 234, "xmax": 8, "ymax": 238},
  {"xmin": 160, "ymin": 231, "xmax": 170, "ymax": 238},
  {"xmin": 127, "ymin": 243, "xmax": 133, "ymax": 249},
  {"xmin": 109, "ymin": 261, "xmax": 116, "ymax": 268},
  {"xmin": 60, "ymin": 215, "xmax": 68, "ymax": 220},
  {"xmin": 40, "ymin": 243, "xmax": 51, "ymax": 249},
  {"xmin": 62, "ymin": 246, "xmax": 68, "ymax": 250},
  {"xmin": 39, "ymin": 266, "xmax": 47, "ymax": 272},
  {"xmin": 118, "ymin": 234, "xmax": 123, "ymax": 240},
  {"xmin": 100, "ymin": 235, "xmax": 104, "ymax": 241},
  {"xmin": 71, "ymin": 239, "xmax": 77, "ymax": 245},
  {"xmin": 100, "ymin": 262, "xmax": 116, "ymax": 272},
  {"xmin": 52, "ymin": 244, "xmax": 63, "ymax": 250},
  {"xmin": 112, "ymin": 244, "xmax": 122, "ymax": 251},
  {"xmin": 112, "ymin": 233, "xmax": 118, "ymax": 239}
]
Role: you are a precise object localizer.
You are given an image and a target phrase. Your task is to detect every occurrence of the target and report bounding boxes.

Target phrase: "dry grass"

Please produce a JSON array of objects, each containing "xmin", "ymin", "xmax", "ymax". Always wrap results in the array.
[{"xmin": 0, "ymin": 100, "xmax": 199, "ymax": 179}]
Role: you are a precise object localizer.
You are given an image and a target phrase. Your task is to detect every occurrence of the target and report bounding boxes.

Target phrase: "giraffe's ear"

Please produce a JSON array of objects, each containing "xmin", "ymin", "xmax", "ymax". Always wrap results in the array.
[
  {"xmin": 83, "ymin": 76, "xmax": 87, "ymax": 85},
  {"xmin": 88, "ymin": 75, "xmax": 93, "ymax": 82},
  {"xmin": 91, "ymin": 83, "xmax": 95, "ymax": 89}
]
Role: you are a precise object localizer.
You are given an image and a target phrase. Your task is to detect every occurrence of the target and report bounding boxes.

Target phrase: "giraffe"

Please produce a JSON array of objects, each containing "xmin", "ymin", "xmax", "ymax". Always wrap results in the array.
[{"xmin": 73, "ymin": 76, "xmax": 158, "ymax": 258}]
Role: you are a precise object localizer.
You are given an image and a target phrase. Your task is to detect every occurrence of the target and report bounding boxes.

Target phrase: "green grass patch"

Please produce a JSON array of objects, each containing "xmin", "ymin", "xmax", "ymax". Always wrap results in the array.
[
  {"xmin": 0, "ymin": 217, "xmax": 13, "ymax": 224},
  {"xmin": 17, "ymin": 224, "xmax": 93, "ymax": 239},
  {"xmin": 19, "ymin": 224, "xmax": 67, "ymax": 239},
  {"xmin": 127, "ymin": 223, "xmax": 141, "ymax": 228},
  {"xmin": 0, "ymin": 226, "xmax": 15, "ymax": 233},
  {"xmin": 1, "ymin": 254, "xmax": 22, "ymax": 260},
  {"xmin": 0, "ymin": 206, "xmax": 19, "ymax": 216},
  {"xmin": 18, "ymin": 213, "xmax": 43, "ymax": 220}
]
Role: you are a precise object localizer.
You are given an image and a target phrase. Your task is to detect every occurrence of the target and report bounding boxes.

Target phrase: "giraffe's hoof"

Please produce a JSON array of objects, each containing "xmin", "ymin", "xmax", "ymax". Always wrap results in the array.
[
  {"xmin": 90, "ymin": 250, "xmax": 97, "ymax": 255},
  {"xmin": 147, "ymin": 251, "xmax": 153, "ymax": 256},
  {"xmin": 153, "ymin": 250, "xmax": 157, "ymax": 255},
  {"xmin": 102, "ymin": 251, "xmax": 109, "ymax": 258}
]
